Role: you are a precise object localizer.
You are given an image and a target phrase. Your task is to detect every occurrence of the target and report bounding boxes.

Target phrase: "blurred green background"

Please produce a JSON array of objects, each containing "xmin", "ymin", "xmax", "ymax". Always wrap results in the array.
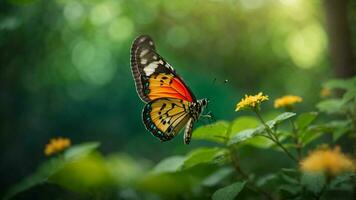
[{"xmin": 0, "ymin": 0, "xmax": 355, "ymax": 197}]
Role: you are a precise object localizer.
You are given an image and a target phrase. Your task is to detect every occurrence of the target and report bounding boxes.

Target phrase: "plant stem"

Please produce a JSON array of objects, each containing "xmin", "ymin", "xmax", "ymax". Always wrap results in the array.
[
  {"xmin": 229, "ymin": 147, "xmax": 274, "ymax": 200},
  {"xmin": 290, "ymin": 119, "xmax": 302, "ymax": 161},
  {"xmin": 254, "ymin": 109, "xmax": 298, "ymax": 163}
]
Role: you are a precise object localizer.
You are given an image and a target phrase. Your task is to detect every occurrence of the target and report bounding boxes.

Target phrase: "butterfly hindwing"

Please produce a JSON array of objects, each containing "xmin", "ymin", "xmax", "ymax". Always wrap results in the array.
[
  {"xmin": 142, "ymin": 98, "xmax": 191, "ymax": 141},
  {"xmin": 130, "ymin": 35, "xmax": 195, "ymax": 103}
]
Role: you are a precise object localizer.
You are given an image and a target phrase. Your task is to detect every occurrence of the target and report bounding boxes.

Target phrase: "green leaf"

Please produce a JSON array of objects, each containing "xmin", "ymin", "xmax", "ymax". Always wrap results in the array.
[
  {"xmin": 332, "ymin": 125, "xmax": 350, "ymax": 142},
  {"xmin": 329, "ymin": 172, "xmax": 356, "ymax": 190},
  {"xmin": 296, "ymin": 112, "xmax": 318, "ymax": 130},
  {"xmin": 324, "ymin": 77, "xmax": 356, "ymax": 90},
  {"xmin": 301, "ymin": 172, "xmax": 326, "ymax": 194},
  {"xmin": 212, "ymin": 181, "xmax": 246, "ymax": 200},
  {"xmin": 316, "ymin": 99, "xmax": 344, "ymax": 114},
  {"xmin": 64, "ymin": 142, "xmax": 100, "ymax": 160},
  {"xmin": 266, "ymin": 112, "xmax": 296, "ymax": 128},
  {"xmin": 256, "ymin": 174, "xmax": 278, "ymax": 187},
  {"xmin": 151, "ymin": 156, "xmax": 185, "ymax": 174},
  {"xmin": 192, "ymin": 121, "xmax": 229, "ymax": 143},
  {"xmin": 230, "ymin": 116, "xmax": 259, "ymax": 137},
  {"xmin": 106, "ymin": 154, "xmax": 148, "ymax": 185},
  {"xmin": 300, "ymin": 130, "xmax": 323, "ymax": 145},
  {"xmin": 227, "ymin": 127, "xmax": 264, "ymax": 146},
  {"xmin": 4, "ymin": 158, "xmax": 66, "ymax": 200},
  {"xmin": 50, "ymin": 153, "xmax": 113, "ymax": 192},
  {"xmin": 279, "ymin": 185, "xmax": 302, "ymax": 196},
  {"xmin": 183, "ymin": 147, "xmax": 228, "ymax": 169},
  {"xmin": 202, "ymin": 167, "xmax": 234, "ymax": 187},
  {"xmin": 244, "ymin": 135, "xmax": 275, "ymax": 148}
]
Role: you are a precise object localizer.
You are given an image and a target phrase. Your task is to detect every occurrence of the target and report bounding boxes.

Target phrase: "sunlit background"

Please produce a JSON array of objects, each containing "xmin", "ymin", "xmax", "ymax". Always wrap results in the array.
[{"xmin": 0, "ymin": 0, "xmax": 355, "ymax": 197}]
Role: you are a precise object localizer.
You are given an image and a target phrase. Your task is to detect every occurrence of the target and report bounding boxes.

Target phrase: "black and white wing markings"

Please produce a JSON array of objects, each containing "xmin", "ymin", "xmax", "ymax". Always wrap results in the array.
[{"xmin": 130, "ymin": 35, "xmax": 176, "ymax": 102}]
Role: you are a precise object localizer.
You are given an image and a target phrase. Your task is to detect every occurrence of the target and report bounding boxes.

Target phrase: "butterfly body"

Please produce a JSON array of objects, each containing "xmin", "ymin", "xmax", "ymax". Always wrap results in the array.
[{"xmin": 130, "ymin": 35, "xmax": 208, "ymax": 144}]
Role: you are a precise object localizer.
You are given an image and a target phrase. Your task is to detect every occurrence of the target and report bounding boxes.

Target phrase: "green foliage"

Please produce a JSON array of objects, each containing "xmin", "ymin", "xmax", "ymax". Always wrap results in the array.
[
  {"xmin": 212, "ymin": 181, "xmax": 246, "ymax": 200},
  {"xmin": 301, "ymin": 172, "xmax": 326, "ymax": 194},
  {"xmin": 317, "ymin": 77, "xmax": 356, "ymax": 115},
  {"xmin": 5, "ymin": 77, "xmax": 356, "ymax": 199},
  {"xmin": 4, "ymin": 142, "xmax": 101, "ymax": 199},
  {"xmin": 296, "ymin": 112, "xmax": 318, "ymax": 130},
  {"xmin": 193, "ymin": 121, "xmax": 229, "ymax": 143},
  {"xmin": 183, "ymin": 147, "xmax": 228, "ymax": 169}
]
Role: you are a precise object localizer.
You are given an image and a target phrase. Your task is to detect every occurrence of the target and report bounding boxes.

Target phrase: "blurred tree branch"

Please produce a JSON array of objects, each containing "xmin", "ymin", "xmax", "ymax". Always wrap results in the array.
[{"xmin": 324, "ymin": 0, "xmax": 355, "ymax": 78}]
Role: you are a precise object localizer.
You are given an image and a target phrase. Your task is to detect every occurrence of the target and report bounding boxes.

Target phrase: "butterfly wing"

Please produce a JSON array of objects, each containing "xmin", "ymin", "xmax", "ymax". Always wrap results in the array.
[
  {"xmin": 130, "ymin": 35, "xmax": 195, "ymax": 103},
  {"xmin": 142, "ymin": 98, "xmax": 192, "ymax": 141}
]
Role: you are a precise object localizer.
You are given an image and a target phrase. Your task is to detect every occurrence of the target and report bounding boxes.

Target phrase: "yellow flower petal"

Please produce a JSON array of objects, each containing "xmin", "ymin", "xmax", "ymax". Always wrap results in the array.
[
  {"xmin": 44, "ymin": 137, "xmax": 71, "ymax": 156},
  {"xmin": 235, "ymin": 92, "xmax": 269, "ymax": 111},
  {"xmin": 274, "ymin": 95, "xmax": 302, "ymax": 108},
  {"xmin": 300, "ymin": 146, "xmax": 355, "ymax": 175}
]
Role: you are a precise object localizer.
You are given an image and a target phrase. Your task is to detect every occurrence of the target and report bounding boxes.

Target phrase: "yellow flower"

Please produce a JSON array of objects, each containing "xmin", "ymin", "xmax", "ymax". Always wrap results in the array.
[
  {"xmin": 300, "ymin": 146, "xmax": 355, "ymax": 175},
  {"xmin": 320, "ymin": 87, "xmax": 331, "ymax": 98},
  {"xmin": 235, "ymin": 92, "xmax": 269, "ymax": 111},
  {"xmin": 44, "ymin": 137, "xmax": 71, "ymax": 156},
  {"xmin": 274, "ymin": 95, "xmax": 303, "ymax": 108}
]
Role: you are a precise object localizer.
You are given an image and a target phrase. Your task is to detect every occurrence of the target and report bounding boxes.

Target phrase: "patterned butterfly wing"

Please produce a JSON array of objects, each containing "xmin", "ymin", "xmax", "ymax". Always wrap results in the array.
[
  {"xmin": 130, "ymin": 35, "xmax": 195, "ymax": 103},
  {"xmin": 142, "ymin": 98, "xmax": 192, "ymax": 141}
]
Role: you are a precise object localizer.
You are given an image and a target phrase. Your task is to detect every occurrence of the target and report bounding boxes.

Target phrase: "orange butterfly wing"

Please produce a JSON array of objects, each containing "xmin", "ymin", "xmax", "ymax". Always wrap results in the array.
[
  {"xmin": 131, "ymin": 35, "xmax": 199, "ymax": 143},
  {"xmin": 130, "ymin": 35, "xmax": 195, "ymax": 103}
]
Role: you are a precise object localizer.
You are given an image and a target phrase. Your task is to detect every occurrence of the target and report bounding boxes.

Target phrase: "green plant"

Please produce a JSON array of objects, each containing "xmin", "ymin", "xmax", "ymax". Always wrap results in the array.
[{"xmin": 4, "ymin": 78, "xmax": 356, "ymax": 200}]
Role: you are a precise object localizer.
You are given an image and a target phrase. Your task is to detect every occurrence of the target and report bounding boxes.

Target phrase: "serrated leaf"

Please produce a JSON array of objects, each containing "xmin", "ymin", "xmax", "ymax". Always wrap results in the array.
[
  {"xmin": 183, "ymin": 147, "xmax": 228, "ymax": 169},
  {"xmin": 64, "ymin": 142, "xmax": 100, "ymax": 160},
  {"xmin": 202, "ymin": 167, "xmax": 234, "ymax": 187},
  {"xmin": 212, "ymin": 181, "xmax": 246, "ymax": 200},
  {"xmin": 151, "ymin": 156, "xmax": 185, "ymax": 174},
  {"xmin": 296, "ymin": 112, "xmax": 318, "ymax": 130},
  {"xmin": 193, "ymin": 121, "xmax": 229, "ymax": 143},
  {"xmin": 301, "ymin": 172, "xmax": 326, "ymax": 194}
]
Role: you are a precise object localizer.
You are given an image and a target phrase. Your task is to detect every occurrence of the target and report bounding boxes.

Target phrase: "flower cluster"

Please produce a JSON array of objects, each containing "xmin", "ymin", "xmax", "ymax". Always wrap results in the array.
[
  {"xmin": 235, "ymin": 92, "xmax": 269, "ymax": 111},
  {"xmin": 300, "ymin": 146, "xmax": 354, "ymax": 175},
  {"xmin": 44, "ymin": 137, "xmax": 71, "ymax": 156},
  {"xmin": 274, "ymin": 95, "xmax": 302, "ymax": 109}
]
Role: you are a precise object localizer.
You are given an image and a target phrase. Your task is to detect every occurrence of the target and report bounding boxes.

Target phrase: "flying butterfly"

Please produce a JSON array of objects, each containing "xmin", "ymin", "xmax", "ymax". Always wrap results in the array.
[{"xmin": 130, "ymin": 35, "xmax": 208, "ymax": 144}]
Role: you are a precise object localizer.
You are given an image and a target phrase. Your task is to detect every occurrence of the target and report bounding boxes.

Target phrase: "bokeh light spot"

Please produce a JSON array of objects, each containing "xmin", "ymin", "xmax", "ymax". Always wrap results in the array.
[
  {"xmin": 90, "ymin": 3, "xmax": 114, "ymax": 25},
  {"xmin": 286, "ymin": 23, "xmax": 327, "ymax": 69},
  {"xmin": 166, "ymin": 26, "xmax": 190, "ymax": 48},
  {"xmin": 280, "ymin": 0, "xmax": 298, "ymax": 6},
  {"xmin": 63, "ymin": 1, "xmax": 84, "ymax": 25},
  {"xmin": 240, "ymin": 0, "xmax": 264, "ymax": 10},
  {"xmin": 72, "ymin": 40, "xmax": 116, "ymax": 86},
  {"xmin": 108, "ymin": 17, "xmax": 134, "ymax": 42}
]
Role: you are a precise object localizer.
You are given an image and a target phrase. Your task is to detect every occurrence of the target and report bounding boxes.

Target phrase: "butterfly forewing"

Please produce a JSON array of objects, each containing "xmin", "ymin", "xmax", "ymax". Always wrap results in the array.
[{"xmin": 130, "ymin": 35, "xmax": 195, "ymax": 103}]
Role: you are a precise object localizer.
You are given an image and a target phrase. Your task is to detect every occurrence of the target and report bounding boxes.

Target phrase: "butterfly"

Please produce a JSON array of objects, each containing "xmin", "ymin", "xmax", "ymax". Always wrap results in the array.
[{"xmin": 130, "ymin": 35, "xmax": 209, "ymax": 144}]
